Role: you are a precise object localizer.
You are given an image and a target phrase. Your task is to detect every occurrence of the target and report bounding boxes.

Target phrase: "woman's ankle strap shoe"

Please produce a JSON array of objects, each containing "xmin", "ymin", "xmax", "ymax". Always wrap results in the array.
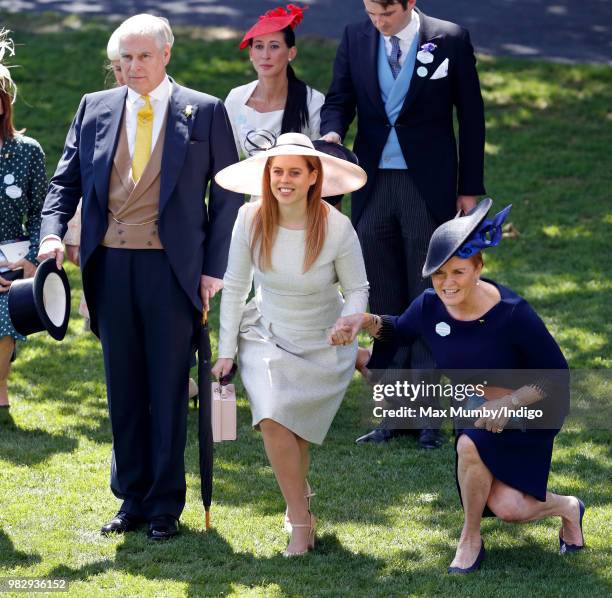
[{"xmin": 282, "ymin": 513, "xmax": 316, "ymax": 557}]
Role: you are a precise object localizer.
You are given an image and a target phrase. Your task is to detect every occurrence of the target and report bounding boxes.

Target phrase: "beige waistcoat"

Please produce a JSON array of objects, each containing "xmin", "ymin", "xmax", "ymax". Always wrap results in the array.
[{"xmin": 102, "ymin": 113, "xmax": 167, "ymax": 249}]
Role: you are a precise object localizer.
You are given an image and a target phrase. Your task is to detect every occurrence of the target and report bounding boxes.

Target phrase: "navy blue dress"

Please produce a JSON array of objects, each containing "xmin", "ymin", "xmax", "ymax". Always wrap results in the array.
[{"xmin": 382, "ymin": 279, "xmax": 569, "ymax": 512}]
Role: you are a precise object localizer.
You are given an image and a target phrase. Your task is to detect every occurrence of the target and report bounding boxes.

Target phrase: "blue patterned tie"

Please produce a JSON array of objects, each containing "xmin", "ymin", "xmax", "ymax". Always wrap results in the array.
[{"xmin": 388, "ymin": 35, "xmax": 402, "ymax": 79}]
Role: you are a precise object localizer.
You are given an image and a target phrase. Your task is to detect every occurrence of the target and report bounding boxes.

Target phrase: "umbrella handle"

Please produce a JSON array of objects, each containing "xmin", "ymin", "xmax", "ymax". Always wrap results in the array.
[
  {"xmin": 202, "ymin": 308, "xmax": 208, "ymax": 326},
  {"xmin": 205, "ymin": 508, "xmax": 211, "ymax": 530}
]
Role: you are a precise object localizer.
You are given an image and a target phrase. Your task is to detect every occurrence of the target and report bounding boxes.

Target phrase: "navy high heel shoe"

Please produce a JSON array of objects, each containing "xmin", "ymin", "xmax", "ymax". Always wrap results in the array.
[
  {"xmin": 448, "ymin": 540, "xmax": 485, "ymax": 574},
  {"xmin": 560, "ymin": 498, "xmax": 585, "ymax": 554}
]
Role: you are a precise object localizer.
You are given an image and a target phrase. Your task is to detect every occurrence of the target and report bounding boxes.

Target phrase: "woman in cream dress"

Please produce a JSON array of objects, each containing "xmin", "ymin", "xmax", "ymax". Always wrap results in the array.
[{"xmin": 213, "ymin": 133, "xmax": 368, "ymax": 556}]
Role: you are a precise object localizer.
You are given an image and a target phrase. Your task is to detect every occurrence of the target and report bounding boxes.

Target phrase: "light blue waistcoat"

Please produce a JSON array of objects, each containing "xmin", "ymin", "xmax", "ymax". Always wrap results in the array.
[{"xmin": 378, "ymin": 33, "xmax": 419, "ymax": 169}]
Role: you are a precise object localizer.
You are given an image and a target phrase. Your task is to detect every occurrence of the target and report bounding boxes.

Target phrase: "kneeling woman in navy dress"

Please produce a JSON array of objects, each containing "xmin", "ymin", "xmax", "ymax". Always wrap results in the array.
[{"xmin": 330, "ymin": 199, "xmax": 585, "ymax": 573}]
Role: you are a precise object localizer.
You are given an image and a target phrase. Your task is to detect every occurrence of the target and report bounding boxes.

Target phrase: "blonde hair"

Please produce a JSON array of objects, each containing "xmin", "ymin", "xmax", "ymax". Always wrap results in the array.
[
  {"xmin": 0, "ymin": 29, "xmax": 23, "ymax": 139},
  {"xmin": 0, "ymin": 29, "xmax": 17, "ymax": 103},
  {"xmin": 106, "ymin": 28, "xmax": 121, "ymax": 61}
]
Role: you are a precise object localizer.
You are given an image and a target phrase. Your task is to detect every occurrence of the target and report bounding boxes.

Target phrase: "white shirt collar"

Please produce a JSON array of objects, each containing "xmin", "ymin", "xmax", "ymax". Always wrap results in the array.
[
  {"xmin": 126, "ymin": 75, "xmax": 172, "ymax": 105},
  {"xmin": 384, "ymin": 10, "xmax": 420, "ymax": 42}
]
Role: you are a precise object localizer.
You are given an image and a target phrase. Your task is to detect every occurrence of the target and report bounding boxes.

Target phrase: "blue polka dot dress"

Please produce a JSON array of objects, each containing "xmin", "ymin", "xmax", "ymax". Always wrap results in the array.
[{"xmin": 0, "ymin": 135, "xmax": 47, "ymax": 341}]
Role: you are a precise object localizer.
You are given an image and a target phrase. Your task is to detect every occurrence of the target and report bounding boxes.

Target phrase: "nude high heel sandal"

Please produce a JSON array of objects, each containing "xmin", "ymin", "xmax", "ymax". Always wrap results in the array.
[
  {"xmin": 282, "ymin": 512, "xmax": 316, "ymax": 557},
  {"xmin": 284, "ymin": 480, "xmax": 315, "ymax": 532}
]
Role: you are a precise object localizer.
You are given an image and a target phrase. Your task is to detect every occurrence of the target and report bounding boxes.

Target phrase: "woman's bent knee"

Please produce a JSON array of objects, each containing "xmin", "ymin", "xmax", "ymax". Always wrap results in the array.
[
  {"xmin": 488, "ymin": 489, "xmax": 524, "ymax": 523},
  {"xmin": 456, "ymin": 434, "xmax": 481, "ymax": 464}
]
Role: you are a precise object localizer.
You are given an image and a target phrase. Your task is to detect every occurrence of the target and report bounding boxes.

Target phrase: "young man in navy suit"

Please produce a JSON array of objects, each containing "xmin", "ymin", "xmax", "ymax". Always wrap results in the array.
[
  {"xmin": 321, "ymin": 0, "xmax": 486, "ymax": 447},
  {"xmin": 38, "ymin": 15, "xmax": 242, "ymax": 539}
]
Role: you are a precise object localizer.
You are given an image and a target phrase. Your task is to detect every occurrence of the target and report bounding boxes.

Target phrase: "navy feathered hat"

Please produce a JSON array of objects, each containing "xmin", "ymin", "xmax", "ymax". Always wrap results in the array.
[{"xmin": 422, "ymin": 198, "xmax": 512, "ymax": 277}]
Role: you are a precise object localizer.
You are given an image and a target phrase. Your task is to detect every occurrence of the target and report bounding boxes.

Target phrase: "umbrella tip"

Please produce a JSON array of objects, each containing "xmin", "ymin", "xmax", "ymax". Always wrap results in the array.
[{"xmin": 205, "ymin": 509, "xmax": 211, "ymax": 530}]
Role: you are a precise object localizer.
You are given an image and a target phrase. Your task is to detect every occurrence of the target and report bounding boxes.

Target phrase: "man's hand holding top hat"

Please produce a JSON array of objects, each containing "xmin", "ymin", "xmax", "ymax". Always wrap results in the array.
[{"xmin": 37, "ymin": 237, "xmax": 64, "ymax": 270}]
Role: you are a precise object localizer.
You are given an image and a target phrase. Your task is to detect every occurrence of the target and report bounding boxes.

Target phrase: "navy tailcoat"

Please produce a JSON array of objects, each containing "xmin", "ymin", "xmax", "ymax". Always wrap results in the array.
[{"xmin": 320, "ymin": 10, "xmax": 486, "ymax": 226}]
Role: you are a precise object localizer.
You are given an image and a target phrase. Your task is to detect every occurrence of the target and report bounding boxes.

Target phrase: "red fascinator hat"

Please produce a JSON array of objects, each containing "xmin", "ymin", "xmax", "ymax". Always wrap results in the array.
[{"xmin": 239, "ymin": 4, "xmax": 307, "ymax": 49}]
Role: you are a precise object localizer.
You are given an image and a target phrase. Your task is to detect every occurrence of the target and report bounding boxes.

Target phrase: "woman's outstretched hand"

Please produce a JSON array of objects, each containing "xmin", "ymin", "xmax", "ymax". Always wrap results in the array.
[
  {"xmin": 212, "ymin": 358, "xmax": 234, "ymax": 381},
  {"xmin": 328, "ymin": 313, "xmax": 365, "ymax": 346}
]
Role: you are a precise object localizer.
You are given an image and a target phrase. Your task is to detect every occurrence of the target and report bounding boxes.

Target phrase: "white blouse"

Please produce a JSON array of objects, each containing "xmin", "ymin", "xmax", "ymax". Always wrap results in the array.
[{"xmin": 225, "ymin": 80, "xmax": 325, "ymax": 159}]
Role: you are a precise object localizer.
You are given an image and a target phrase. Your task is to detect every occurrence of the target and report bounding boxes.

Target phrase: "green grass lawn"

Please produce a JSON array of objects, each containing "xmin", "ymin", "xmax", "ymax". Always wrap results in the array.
[{"xmin": 0, "ymin": 13, "xmax": 611, "ymax": 598}]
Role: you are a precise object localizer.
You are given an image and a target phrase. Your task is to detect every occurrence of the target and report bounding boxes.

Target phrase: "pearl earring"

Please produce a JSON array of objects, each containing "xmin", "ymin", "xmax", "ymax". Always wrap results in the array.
[{"xmin": 476, "ymin": 280, "xmax": 481, "ymax": 286}]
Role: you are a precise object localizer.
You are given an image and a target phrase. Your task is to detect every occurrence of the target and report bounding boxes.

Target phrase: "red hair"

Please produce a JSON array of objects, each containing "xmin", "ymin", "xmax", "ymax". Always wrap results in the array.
[
  {"xmin": 251, "ymin": 155, "xmax": 327, "ymax": 272},
  {"xmin": 470, "ymin": 252, "xmax": 484, "ymax": 269},
  {"xmin": 0, "ymin": 88, "xmax": 23, "ymax": 140}
]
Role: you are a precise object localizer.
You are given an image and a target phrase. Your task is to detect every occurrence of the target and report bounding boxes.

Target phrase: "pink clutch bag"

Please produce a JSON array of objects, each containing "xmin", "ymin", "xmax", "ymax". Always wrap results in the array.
[{"xmin": 212, "ymin": 382, "xmax": 237, "ymax": 442}]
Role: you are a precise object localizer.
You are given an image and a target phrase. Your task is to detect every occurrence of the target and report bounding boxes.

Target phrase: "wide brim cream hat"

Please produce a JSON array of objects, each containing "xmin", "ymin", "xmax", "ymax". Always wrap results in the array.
[{"xmin": 215, "ymin": 132, "xmax": 367, "ymax": 197}]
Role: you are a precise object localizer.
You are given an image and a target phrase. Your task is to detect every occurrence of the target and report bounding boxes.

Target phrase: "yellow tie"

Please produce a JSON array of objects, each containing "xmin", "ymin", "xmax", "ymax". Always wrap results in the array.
[{"xmin": 132, "ymin": 95, "xmax": 153, "ymax": 182}]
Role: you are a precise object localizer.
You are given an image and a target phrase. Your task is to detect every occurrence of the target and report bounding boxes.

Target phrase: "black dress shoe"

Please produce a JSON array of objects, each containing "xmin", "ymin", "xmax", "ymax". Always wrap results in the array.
[
  {"xmin": 101, "ymin": 511, "xmax": 143, "ymax": 536},
  {"xmin": 355, "ymin": 428, "xmax": 411, "ymax": 444},
  {"xmin": 147, "ymin": 516, "xmax": 179, "ymax": 541},
  {"xmin": 418, "ymin": 428, "xmax": 444, "ymax": 449}
]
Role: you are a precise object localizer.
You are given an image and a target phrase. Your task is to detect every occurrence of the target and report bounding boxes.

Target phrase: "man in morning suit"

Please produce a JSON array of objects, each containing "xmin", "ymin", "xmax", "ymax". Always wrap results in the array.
[
  {"xmin": 320, "ymin": 0, "xmax": 486, "ymax": 447},
  {"xmin": 37, "ymin": 14, "xmax": 242, "ymax": 539}
]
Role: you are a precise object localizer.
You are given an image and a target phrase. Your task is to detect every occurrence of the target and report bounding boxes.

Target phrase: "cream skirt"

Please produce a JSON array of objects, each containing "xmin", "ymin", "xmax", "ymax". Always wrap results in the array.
[{"xmin": 237, "ymin": 300, "xmax": 357, "ymax": 444}]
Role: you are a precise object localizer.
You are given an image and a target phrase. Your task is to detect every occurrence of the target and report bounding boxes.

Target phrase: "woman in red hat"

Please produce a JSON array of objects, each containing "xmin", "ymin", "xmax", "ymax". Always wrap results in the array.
[{"xmin": 225, "ymin": 5, "xmax": 325, "ymax": 161}]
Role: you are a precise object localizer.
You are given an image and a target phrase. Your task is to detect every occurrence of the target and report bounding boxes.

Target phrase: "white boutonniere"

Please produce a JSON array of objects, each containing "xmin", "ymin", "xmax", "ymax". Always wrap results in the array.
[
  {"xmin": 184, "ymin": 105, "xmax": 194, "ymax": 119},
  {"xmin": 416, "ymin": 42, "xmax": 439, "ymax": 77}
]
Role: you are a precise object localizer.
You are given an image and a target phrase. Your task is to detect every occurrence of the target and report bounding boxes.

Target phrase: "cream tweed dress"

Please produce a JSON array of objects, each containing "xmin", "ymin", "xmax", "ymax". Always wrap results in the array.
[{"xmin": 218, "ymin": 201, "xmax": 369, "ymax": 444}]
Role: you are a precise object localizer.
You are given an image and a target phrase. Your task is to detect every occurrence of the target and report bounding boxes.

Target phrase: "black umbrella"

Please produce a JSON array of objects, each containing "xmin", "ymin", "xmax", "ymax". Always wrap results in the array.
[{"xmin": 197, "ymin": 309, "xmax": 213, "ymax": 529}]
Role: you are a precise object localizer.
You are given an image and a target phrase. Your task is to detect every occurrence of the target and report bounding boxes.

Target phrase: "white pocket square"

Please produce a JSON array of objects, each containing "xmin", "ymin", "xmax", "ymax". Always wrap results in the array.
[{"xmin": 430, "ymin": 58, "xmax": 449, "ymax": 80}]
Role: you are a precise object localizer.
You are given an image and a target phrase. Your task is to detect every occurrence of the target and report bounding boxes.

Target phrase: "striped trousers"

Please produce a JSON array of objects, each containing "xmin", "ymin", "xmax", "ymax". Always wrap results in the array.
[{"xmin": 356, "ymin": 170, "xmax": 438, "ymax": 372}]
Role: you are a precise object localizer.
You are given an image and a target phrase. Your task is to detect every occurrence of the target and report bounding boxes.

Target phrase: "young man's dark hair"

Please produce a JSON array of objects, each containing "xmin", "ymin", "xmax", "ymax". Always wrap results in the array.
[{"xmin": 371, "ymin": 0, "xmax": 409, "ymax": 8}]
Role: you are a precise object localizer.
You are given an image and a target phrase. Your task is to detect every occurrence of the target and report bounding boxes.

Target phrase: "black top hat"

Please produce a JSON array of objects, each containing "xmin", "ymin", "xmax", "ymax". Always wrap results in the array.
[
  {"xmin": 312, "ymin": 140, "xmax": 359, "ymax": 205},
  {"xmin": 8, "ymin": 258, "xmax": 71, "ymax": 341},
  {"xmin": 312, "ymin": 140, "xmax": 359, "ymax": 166},
  {"xmin": 422, "ymin": 198, "xmax": 493, "ymax": 278}
]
